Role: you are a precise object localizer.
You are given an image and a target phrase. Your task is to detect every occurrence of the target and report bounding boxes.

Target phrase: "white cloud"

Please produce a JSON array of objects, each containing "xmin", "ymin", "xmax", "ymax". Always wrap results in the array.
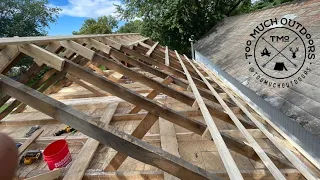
[{"xmin": 52, "ymin": 0, "xmax": 122, "ymax": 18}]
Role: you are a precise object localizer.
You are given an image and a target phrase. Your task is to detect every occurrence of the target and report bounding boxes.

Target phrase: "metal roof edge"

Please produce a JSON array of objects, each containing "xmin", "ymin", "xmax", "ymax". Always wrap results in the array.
[{"xmin": 195, "ymin": 50, "xmax": 320, "ymax": 163}]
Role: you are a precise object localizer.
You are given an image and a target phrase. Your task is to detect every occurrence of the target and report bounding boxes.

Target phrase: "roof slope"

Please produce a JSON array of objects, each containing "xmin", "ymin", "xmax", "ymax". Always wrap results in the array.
[
  {"xmin": 195, "ymin": 0, "xmax": 320, "ymax": 137},
  {"xmin": 0, "ymin": 33, "xmax": 319, "ymax": 179}
]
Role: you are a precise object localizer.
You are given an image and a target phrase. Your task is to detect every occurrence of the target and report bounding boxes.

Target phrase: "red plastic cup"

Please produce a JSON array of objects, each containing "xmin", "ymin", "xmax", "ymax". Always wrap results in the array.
[{"xmin": 43, "ymin": 139, "xmax": 72, "ymax": 170}]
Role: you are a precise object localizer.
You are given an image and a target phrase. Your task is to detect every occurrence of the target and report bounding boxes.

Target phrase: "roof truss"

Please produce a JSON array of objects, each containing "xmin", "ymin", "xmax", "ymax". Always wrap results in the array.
[{"xmin": 0, "ymin": 33, "xmax": 319, "ymax": 179}]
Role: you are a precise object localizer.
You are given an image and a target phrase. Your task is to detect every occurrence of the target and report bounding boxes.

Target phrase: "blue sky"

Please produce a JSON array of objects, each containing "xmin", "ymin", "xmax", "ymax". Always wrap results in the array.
[{"xmin": 47, "ymin": 0, "xmax": 125, "ymax": 36}]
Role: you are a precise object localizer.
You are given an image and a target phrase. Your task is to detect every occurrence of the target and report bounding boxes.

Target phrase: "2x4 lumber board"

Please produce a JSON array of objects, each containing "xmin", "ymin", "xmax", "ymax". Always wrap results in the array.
[
  {"xmin": 221, "ymin": 133, "xmax": 293, "ymax": 169},
  {"xmin": 94, "ymin": 51, "xmax": 248, "ymax": 127},
  {"xmin": 120, "ymin": 46, "xmax": 211, "ymax": 90},
  {"xmin": 40, "ymin": 40, "xmax": 250, "ymax": 128},
  {"xmin": 139, "ymin": 41, "xmax": 152, "ymax": 49},
  {"xmin": 159, "ymin": 117, "xmax": 180, "ymax": 180},
  {"xmin": 146, "ymin": 42, "xmax": 159, "ymax": 57},
  {"xmin": 104, "ymin": 113, "xmax": 159, "ymax": 171},
  {"xmin": 18, "ymin": 129, "xmax": 44, "ymax": 156},
  {"xmin": 0, "ymin": 45, "xmax": 20, "ymax": 73},
  {"xmin": 229, "ymin": 85, "xmax": 320, "ymax": 172},
  {"xmin": 199, "ymin": 63, "xmax": 318, "ymax": 179},
  {"xmin": 28, "ymin": 168, "xmax": 302, "ymax": 180},
  {"xmin": 63, "ymin": 102, "xmax": 119, "ymax": 180},
  {"xmin": 185, "ymin": 56, "xmax": 286, "ymax": 179},
  {"xmin": 1, "ymin": 109, "xmax": 200, "ymax": 126},
  {"xmin": 66, "ymin": 74, "xmax": 106, "ymax": 96},
  {"xmin": 63, "ymin": 41, "xmax": 197, "ymax": 107},
  {"xmin": 0, "ymin": 74, "xmax": 219, "ymax": 180},
  {"xmin": 61, "ymin": 41, "xmax": 223, "ymax": 112},
  {"xmin": 165, "ymin": 46, "xmax": 170, "ymax": 66},
  {"xmin": 175, "ymin": 51, "xmax": 242, "ymax": 180},
  {"xmin": 0, "ymin": 34, "xmax": 140, "ymax": 46},
  {"xmin": 106, "ymin": 49, "xmax": 241, "ymax": 115},
  {"xmin": 88, "ymin": 63, "xmax": 104, "ymax": 75},
  {"xmin": 63, "ymin": 60, "xmax": 206, "ymax": 135},
  {"xmin": 99, "ymin": 37, "xmax": 122, "ymax": 50},
  {"xmin": 99, "ymin": 38, "xmax": 208, "ymax": 90},
  {"xmin": 82, "ymin": 38, "xmax": 111, "ymax": 54},
  {"xmin": 1, "ymin": 70, "xmax": 64, "ymax": 118},
  {"xmin": 18, "ymin": 44, "xmax": 65, "ymax": 71},
  {"xmin": 138, "ymin": 44, "xmax": 198, "ymax": 77},
  {"xmin": 109, "ymin": 36, "xmax": 130, "ymax": 46},
  {"xmin": 13, "ymin": 68, "xmax": 59, "ymax": 114},
  {"xmin": 129, "ymin": 76, "xmax": 173, "ymax": 114},
  {"xmin": 25, "ymin": 168, "xmax": 64, "ymax": 180},
  {"xmin": 127, "ymin": 37, "xmax": 149, "ymax": 46},
  {"xmin": 0, "ymin": 43, "xmax": 61, "ymax": 108},
  {"xmin": 1, "ymin": 68, "xmax": 58, "ymax": 116},
  {"xmin": 11, "ymin": 71, "xmax": 67, "ymax": 115}
]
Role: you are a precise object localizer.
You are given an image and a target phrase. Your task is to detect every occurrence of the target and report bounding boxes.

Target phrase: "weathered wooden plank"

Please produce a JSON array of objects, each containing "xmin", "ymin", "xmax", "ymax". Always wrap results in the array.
[
  {"xmin": 127, "ymin": 37, "xmax": 149, "ymax": 46},
  {"xmin": 18, "ymin": 44, "xmax": 65, "ymax": 71},
  {"xmin": 0, "ymin": 74, "xmax": 217, "ymax": 180},
  {"xmin": 25, "ymin": 168, "xmax": 64, "ymax": 180},
  {"xmin": 63, "ymin": 60, "xmax": 206, "ymax": 135},
  {"xmin": 103, "ymin": 113, "xmax": 159, "ymax": 171},
  {"xmin": 63, "ymin": 103, "xmax": 119, "ymax": 180},
  {"xmin": 69, "ymin": 43, "xmax": 248, "ymax": 128},
  {"xmin": 0, "ymin": 34, "xmax": 140, "ymax": 46},
  {"xmin": 0, "ymin": 45, "xmax": 20, "ymax": 73},
  {"xmin": 23, "ymin": 169, "xmax": 303, "ymax": 180},
  {"xmin": 175, "ymin": 51, "xmax": 242, "ymax": 180},
  {"xmin": 159, "ymin": 117, "xmax": 180, "ymax": 180},
  {"xmin": 146, "ymin": 42, "xmax": 159, "ymax": 57},
  {"xmin": 185, "ymin": 55, "xmax": 286, "ymax": 179},
  {"xmin": 18, "ymin": 129, "xmax": 44, "ymax": 156},
  {"xmin": 66, "ymin": 74, "xmax": 106, "ymax": 96},
  {"xmin": 198, "ymin": 63, "xmax": 318, "ymax": 180},
  {"xmin": 165, "ymin": 46, "xmax": 170, "ymax": 66},
  {"xmin": 82, "ymin": 38, "xmax": 111, "ymax": 54},
  {"xmin": 129, "ymin": 76, "xmax": 173, "ymax": 114}
]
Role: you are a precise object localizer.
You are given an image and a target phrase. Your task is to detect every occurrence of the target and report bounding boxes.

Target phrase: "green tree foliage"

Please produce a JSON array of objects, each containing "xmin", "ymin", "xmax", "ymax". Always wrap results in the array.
[
  {"xmin": 0, "ymin": 0, "xmax": 60, "ymax": 69},
  {"xmin": 116, "ymin": 0, "xmax": 250, "ymax": 53},
  {"xmin": 117, "ymin": 20, "xmax": 142, "ymax": 33},
  {"xmin": 116, "ymin": 0, "xmax": 295, "ymax": 54},
  {"xmin": 251, "ymin": 0, "xmax": 294, "ymax": 10},
  {"xmin": 73, "ymin": 15, "xmax": 118, "ymax": 35},
  {"xmin": 0, "ymin": 0, "xmax": 60, "ymax": 37}
]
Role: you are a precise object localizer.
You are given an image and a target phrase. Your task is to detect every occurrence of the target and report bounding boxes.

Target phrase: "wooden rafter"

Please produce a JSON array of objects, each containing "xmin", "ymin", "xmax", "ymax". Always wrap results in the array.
[
  {"xmin": 0, "ymin": 33, "xmax": 318, "ymax": 180},
  {"xmin": 0, "ymin": 74, "xmax": 218, "ymax": 180}
]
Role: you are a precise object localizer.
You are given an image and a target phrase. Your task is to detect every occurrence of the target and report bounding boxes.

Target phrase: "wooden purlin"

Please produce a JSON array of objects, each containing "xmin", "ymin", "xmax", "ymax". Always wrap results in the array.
[
  {"xmin": 183, "ymin": 55, "xmax": 286, "ymax": 179},
  {"xmin": 59, "ymin": 39, "xmax": 253, "ymax": 129},
  {"xmin": 175, "ymin": 51, "xmax": 243, "ymax": 180},
  {"xmin": 0, "ymin": 74, "xmax": 219, "ymax": 180},
  {"xmin": 197, "ymin": 62, "xmax": 319, "ymax": 179},
  {"xmin": 0, "ymin": 34, "xmax": 318, "ymax": 179}
]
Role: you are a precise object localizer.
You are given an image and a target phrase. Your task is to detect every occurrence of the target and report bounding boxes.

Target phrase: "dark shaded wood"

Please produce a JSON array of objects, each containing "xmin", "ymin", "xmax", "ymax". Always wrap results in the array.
[
  {"xmin": 91, "ymin": 52, "xmax": 252, "ymax": 128},
  {"xmin": 63, "ymin": 59, "xmax": 206, "ymax": 135},
  {"xmin": 0, "ymin": 71, "xmax": 66, "ymax": 118},
  {"xmin": 221, "ymin": 133, "xmax": 293, "ymax": 169},
  {"xmin": 0, "ymin": 74, "xmax": 218, "ymax": 180},
  {"xmin": 104, "ymin": 113, "xmax": 159, "ymax": 171},
  {"xmin": 120, "ymin": 46, "xmax": 211, "ymax": 90}
]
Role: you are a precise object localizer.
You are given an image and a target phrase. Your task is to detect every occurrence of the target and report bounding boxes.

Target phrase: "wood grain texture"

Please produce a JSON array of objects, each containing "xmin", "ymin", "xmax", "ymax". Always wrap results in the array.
[
  {"xmin": 175, "ymin": 51, "xmax": 242, "ymax": 180},
  {"xmin": 185, "ymin": 55, "xmax": 286, "ymax": 180},
  {"xmin": 63, "ymin": 103, "xmax": 119, "ymax": 180},
  {"xmin": 0, "ymin": 74, "xmax": 218, "ymax": 180}
]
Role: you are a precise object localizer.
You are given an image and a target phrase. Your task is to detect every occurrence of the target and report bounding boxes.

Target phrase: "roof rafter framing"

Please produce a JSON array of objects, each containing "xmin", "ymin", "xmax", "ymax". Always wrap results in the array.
[{"xmin": 0, "ymin": 33, "xmax": 319, "ymax": 180}]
